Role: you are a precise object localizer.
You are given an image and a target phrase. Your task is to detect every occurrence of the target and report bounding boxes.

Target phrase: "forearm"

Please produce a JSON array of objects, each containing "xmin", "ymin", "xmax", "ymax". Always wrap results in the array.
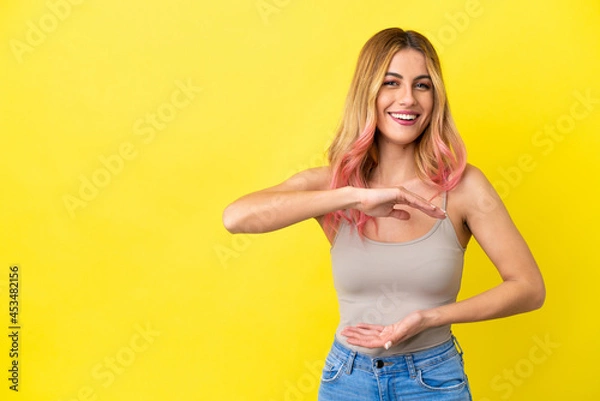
[
  {"xmin": 426, "ymin": 279, "xmax": 545, "ymax": 327},
  {"xmin": 223, "ymin": 186, "xmax": 357, "ymax": 233}
]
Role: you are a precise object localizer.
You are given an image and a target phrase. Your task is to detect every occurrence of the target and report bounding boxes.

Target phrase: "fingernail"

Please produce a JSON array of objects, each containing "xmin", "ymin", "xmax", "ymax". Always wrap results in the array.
[{"xmin": 384, "ymin": 341, "xmax": 392, "ymax": 350}]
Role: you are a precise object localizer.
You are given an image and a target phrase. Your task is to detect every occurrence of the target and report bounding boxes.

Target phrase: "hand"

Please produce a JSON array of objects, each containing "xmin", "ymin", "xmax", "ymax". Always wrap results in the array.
[
  {"xmin": 355, "ymin": 187, "xmax": 446, "ymax": 220},
  {"xmin": 340, "ymin": 310, "xmax": 433, "ymax": 350}
]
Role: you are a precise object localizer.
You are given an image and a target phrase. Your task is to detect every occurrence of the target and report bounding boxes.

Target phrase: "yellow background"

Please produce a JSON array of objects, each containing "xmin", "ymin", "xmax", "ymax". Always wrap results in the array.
[{"xmin": 1, "ymin": 0, "xmax": 599, "ymax": 400}]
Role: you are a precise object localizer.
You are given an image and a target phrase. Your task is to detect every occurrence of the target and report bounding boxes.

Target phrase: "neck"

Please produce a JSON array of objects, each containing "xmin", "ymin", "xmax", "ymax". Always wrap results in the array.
[{"xmin": 370, "ymin": 140, "xmax": 418, "ymax": 186}]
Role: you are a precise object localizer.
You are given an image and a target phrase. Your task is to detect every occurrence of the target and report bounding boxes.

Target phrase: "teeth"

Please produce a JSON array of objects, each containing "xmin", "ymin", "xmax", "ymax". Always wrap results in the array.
[{"xmin": 391, "ymin": 113, "xmax": 417, "ymax": 120}]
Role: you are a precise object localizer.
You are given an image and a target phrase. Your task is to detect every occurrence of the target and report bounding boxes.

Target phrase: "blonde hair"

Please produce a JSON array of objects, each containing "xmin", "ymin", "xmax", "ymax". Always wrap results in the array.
[{"xmin": 325, "ymin": 28, "xmax": 467, "ymax": 236}]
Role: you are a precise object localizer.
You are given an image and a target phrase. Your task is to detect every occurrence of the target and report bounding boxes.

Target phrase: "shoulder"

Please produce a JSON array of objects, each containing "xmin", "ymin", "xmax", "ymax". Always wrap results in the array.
[
  {"xmin": 450, "ymin": 163, "xmax": 506, "ymax": 221},
  {"xmin": 453, "ymin": 164, "xmax": 492, "ymax": 194}
]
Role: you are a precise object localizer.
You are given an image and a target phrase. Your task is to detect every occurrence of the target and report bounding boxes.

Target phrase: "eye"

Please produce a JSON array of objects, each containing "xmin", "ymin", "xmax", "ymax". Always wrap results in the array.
[
  {"xmin": 415, "ymin": 82, "xmax": 431, "ymax": 90},
  {"xmin": 383, "ymin": 80, "xmax": 399, "ymax": 87}
]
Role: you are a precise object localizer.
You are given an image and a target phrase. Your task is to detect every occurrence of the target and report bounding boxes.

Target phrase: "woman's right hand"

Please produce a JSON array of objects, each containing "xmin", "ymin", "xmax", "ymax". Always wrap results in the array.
[
  {"xmin": 354, "ymin": 186, "xmax": 447, "ymax": 220},
  {"xmin": 223, "ymin": 167, "xmax": 446, "ymax": 235}
]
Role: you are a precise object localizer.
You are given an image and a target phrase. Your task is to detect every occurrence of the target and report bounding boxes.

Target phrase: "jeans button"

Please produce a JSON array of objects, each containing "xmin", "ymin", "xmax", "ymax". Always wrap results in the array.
[{"xmin": 376, "ymin": 360, "xmax": 384, "ymax": 369}]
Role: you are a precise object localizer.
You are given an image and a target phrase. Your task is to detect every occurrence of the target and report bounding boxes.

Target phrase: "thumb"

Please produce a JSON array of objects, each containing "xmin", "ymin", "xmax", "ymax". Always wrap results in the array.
[
  {"xmin": 379, "ymin": 326, "xmax": 395, "ymax": 349},
  {"xmin": 389, "ymin": 209, "xmax": 411, "ymax": 220}
]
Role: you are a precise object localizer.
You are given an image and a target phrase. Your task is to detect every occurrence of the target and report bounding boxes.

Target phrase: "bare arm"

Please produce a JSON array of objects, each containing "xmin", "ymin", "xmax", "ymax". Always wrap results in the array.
[
  {"xmin": 223, "ymin": 166, "xmax": 446, "ymax": 236},
  {"xmin": 342, "ymin": 165, "xmax": 546, "ymax": 349},
  {"xmin": 223, "ymin": 167, "xmax": 346, "ymax": 234},
  {"xmin": 426, "ymin": 166, "xmax": 545, "ymax": 322}
]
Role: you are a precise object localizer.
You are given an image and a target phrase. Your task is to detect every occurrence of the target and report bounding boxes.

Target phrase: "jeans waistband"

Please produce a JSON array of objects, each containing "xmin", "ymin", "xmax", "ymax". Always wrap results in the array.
[{"xmin": 329, "ymin": 336, "xmax": 463, "ymax": 377}]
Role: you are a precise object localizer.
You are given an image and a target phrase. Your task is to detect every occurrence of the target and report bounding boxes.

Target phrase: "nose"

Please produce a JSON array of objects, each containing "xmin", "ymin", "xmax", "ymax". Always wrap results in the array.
[{"xmin": 398, "ymin": 86, "xmax": 416, "ymax": 106}]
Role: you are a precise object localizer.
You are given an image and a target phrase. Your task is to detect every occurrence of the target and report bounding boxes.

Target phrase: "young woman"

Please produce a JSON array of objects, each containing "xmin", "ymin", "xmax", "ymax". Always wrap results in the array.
[{"xmin": 223, "ymin": 28, "xmax": 545, "ymax": 401}]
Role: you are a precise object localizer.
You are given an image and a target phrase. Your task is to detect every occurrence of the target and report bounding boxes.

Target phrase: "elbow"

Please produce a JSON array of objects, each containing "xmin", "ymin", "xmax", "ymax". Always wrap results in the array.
[
  {"xmin": 534, "ymin": 286, "xmax": 546, "ymax": 310},
  {"xmin": 222, "ymin": 205, "xmax": 242, "ymax": 234},
  {"xmin": 528, "ymin": 280, "xmax": 546, "ymax": 311}
]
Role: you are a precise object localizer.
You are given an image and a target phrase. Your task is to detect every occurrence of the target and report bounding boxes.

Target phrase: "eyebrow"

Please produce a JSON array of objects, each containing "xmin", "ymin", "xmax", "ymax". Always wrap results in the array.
[{"xmin": 385, "ymin": 72, "xmax": 432, "ymax": 81}]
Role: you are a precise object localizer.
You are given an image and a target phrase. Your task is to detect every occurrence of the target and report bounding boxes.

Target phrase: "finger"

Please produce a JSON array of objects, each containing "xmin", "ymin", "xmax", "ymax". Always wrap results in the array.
[
  {"xmin": 342, "ymin": 332, "xmax": 381, "ymax": 345},
  {"xmin": 341, "ymin": 327, "xmax": 384, "ymax": 339},
  {"xmin": 342, "ymin": 332, "xmax": 377, "ymax": 342},
  {"xmin": 341, "ymin": 326, "xmax": 381, "ymax": 337},
  {"xmin": 405, "ymin": 198, "xmax": 444, "ymax": 218},
  {"xmin": 396, "ymin": 192, "xmax": 446, "ymax": 219},
  {"xmin": 379, "ymin": 325, "xmax": 395, "ymax": 335},
  {"xmin": 345, "ymin": 336, "xmax": 387, "ymax": 349},
  {"xmin": 397, "ymin": 187, "xmax": 441, "ymax": 209},
  {"xmin": 355, "ymin": 323, "xmax": 386, "ymax": 331},
  {"xmin": 388, "ymin": 209, "xmax": 411, "ymax": 220}
]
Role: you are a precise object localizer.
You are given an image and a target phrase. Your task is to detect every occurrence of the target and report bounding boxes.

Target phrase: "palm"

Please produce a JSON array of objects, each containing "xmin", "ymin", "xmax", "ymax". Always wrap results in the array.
[
  {"xmin": 340, "ymin": 311, "xmax": 429, "ymax": 349},
  {"xmin": 358, "ymin": 187, "xmax": 444, "ymax": 220}
]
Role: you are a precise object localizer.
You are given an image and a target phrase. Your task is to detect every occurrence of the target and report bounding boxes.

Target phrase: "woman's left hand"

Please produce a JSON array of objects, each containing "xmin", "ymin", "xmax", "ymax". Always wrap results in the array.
[{"xmin": 340, "ymin": 310, "xmax": 434, "ymax": 350}]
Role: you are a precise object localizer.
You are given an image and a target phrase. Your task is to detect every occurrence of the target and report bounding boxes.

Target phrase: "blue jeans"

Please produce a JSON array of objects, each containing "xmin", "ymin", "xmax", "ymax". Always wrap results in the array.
[{"xmin": 318, "ymin": 336, "xmax": 472, "ymax": 400}]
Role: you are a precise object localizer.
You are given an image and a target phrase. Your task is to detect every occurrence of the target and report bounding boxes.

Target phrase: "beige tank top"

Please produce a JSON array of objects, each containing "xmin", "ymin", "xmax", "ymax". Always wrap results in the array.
[{"xmin": 330, "ymin": 194, "xmax": 465, "ymax": 356}]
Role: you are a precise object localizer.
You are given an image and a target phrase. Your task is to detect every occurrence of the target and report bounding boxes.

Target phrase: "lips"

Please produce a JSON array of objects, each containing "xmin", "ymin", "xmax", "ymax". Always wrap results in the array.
[
  {"xmin": 390, "ymin": 112, "xmax": 417, "ymax": 120},
  {"xmin": 388, "ymin": 111, "xmax": 419, "ymax": 125}
]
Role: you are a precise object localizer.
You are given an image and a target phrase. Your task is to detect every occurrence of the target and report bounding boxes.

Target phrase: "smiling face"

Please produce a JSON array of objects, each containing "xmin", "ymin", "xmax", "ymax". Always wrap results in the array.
[{"xmin": 376, "ymin": 49, "xmax": 434, "ymax": 148}]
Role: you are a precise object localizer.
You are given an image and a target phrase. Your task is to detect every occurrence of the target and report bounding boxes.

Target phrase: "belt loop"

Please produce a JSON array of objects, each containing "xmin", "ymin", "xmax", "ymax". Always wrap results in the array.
[
  {"xmin": 346, "ymin": 350, "xmax": 356, "ymax": 375},
  {"xmin": 452, "ymin": 335, "xmax": 464, "ymax": 356},
  {"xmin": 405, "ymin": 354, "xmax": 416, "ymax": 379}
]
